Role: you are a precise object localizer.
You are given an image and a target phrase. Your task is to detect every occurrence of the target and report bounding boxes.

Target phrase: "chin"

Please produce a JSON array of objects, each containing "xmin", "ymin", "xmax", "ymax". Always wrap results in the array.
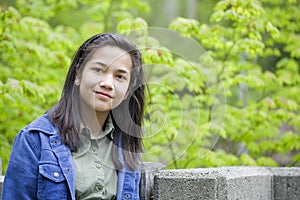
[{"xmin": 95, "ymin": 107, "xmax": 111, "ymax": 112}]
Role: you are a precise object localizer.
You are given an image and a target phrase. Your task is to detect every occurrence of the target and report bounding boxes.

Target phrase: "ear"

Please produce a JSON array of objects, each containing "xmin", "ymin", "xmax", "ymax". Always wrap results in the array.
[
  {"xmin": 75, "ymin": 71, "xmax": 81, "ymax": 86},
  {"xmin": 75, "ymin": 78, "xmax": 80, "ymax": 85}
]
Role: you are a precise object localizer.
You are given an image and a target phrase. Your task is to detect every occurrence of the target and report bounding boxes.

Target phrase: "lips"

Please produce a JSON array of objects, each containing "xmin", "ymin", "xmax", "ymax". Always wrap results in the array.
[{"xmin": 94, "ymin": 90, "xmax": 112, "ymax": 99}]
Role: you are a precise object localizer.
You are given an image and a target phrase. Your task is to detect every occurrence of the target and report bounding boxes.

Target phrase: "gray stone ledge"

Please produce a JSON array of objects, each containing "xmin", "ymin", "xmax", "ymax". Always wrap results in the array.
[
  {"xmin": 154, "ymin": 166, "xmax": 300, "ymax": 200},
  {"xmin": 269, "ymin": 167, "xmax": 300, "ymax": 200},
  {"xmin": 1, "ymin": 165, "xmax": 299, "ymax": 199},
  {"xmin": 0, "ymin": 176, "xmax": 3, "ymax": 200}
]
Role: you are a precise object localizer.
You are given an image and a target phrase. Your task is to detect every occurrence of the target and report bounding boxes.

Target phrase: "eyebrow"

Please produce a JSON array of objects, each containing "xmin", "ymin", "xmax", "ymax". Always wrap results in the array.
[
  {"xmin": 93, "ymin": 61, "xmax": 130, "ymax": 74},
  {"xmin": 93, "ymin": 61, "xmax": 107, "ymax": 68}
]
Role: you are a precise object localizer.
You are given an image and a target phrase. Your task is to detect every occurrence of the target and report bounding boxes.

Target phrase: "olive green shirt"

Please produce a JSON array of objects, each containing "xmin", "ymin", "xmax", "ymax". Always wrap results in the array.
[{"xmin": 72, "ymin": 115, "xmax": 117, "ymax": 200}]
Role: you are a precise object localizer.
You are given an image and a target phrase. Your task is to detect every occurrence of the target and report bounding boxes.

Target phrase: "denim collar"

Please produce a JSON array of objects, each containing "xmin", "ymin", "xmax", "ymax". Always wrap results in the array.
[{"xmin": 26, "ymin": 113, "xmax": 58, "ymax": 135}]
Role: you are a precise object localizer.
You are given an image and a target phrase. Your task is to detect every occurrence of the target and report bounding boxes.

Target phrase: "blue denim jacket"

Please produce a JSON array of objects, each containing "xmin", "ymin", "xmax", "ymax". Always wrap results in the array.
[{"xmin": 2, "ymin": 114, "xmax": 140, "ymax": 200}]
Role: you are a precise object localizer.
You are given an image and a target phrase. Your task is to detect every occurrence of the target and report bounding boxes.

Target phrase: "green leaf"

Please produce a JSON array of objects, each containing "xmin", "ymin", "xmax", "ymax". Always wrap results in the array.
[
  {"xmin": 256, "ymin": 157, "xmax": 278, "ymax": 166},
  {"xmin": 240, "ymin": 154, "xmax": 257, "ymax": 166}
]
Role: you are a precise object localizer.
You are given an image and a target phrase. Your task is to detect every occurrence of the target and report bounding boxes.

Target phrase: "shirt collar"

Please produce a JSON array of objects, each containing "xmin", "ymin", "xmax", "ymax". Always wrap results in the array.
[{"xmin": 80, "ymin": 114, "xmax": 115, "ymax": 140}]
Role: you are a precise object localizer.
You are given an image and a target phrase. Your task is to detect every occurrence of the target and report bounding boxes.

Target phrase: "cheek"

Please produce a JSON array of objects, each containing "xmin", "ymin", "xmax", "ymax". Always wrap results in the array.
[
  {"xmin": 117, "ymin": 89, "xmax": 128, "ymax": 99},
  {"xmin": 79, "ymin": 78, "xmax": 95, "ymax": 99},
  {"xmin": 116, "ymin": 83, "xmax": 130, "ymax": 98},
  {"xmin": 80, "ymin": 75, "xmax": 96, "ymax": 88}
]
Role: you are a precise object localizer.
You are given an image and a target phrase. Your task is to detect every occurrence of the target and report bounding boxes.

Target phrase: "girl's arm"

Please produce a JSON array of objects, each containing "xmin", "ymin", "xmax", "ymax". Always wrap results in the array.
[{"xmin": 2, "ymin": 129, "xmax": 40, "ymax": 199}]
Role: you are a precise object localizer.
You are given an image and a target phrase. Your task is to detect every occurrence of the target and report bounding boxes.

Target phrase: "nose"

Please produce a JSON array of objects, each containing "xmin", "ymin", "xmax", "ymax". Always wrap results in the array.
[{"xmin": 99, "ymin": 75, "xmax": 114, "ymax": 90}]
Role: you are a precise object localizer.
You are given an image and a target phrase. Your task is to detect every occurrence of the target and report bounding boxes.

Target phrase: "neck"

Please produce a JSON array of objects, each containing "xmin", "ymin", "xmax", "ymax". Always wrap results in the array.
[{"xmin": 81, "ymin": 107, "xmax": 109, "ymax": 137}]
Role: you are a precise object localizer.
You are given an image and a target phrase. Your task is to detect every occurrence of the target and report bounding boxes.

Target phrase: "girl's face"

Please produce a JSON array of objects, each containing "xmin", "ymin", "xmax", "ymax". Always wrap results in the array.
[{"xmin": 77, "ymin": 45, "xmax": 132, "ymax": 116}]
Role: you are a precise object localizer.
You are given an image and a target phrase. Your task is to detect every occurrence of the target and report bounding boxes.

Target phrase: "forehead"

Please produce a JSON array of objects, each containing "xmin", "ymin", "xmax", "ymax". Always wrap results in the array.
[{"xmin": 89, "ymin": 45, "xmax": 132, "ymax": 66}]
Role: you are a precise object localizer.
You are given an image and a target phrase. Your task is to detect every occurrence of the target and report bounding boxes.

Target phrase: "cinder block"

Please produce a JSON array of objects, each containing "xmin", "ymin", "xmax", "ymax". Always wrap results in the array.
[
  {"xmin": 154, "ymin": 168, "xmax": 220, "ymax": 200},
  {"xmin": 0, "ymin": 175, "xmax": 4, "ymax": 199},
  {"xmin": 218, "ymin": 167, "xmax": 272, "ymax": 200},
  {"xmin": 269, "ymin": 167, "xmax": 300, "ymax": 200},
  {"xmin": 153, "ymin": 167, "xmax": 273, "ymax": 200}
]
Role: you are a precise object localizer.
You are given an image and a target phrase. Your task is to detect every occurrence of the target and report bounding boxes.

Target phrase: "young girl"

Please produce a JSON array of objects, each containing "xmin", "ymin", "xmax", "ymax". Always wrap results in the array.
[{"xmin": 2, "ymin": 33, "xmax": 145, "ymax": 200}]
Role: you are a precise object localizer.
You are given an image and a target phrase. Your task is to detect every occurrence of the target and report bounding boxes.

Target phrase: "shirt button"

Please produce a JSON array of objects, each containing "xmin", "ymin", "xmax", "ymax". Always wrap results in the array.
[
  {"xmin": 96, "ymin": 163, "xmax": 102, "ymax": 169},
  {"xmin": 91, "ymin": 146, "xmax": 97, "ymax": 153},
  {"xmin": 125, "ymin": 194, "xmax": 131, "ymax": 199},
  {"xmin": 53, "ymin": 172, "xmax": 59, "ymax": 178},
  {"xmin": 96, "ymin": 183, "xmax": 104, "ymax": 191}
]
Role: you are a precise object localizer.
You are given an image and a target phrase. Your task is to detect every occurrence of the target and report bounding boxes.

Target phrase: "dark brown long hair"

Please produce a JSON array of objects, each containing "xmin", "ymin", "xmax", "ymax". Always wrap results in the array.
[{"xmin": 48, "ymin": 33, "xmax": 145, "ymax": 170}]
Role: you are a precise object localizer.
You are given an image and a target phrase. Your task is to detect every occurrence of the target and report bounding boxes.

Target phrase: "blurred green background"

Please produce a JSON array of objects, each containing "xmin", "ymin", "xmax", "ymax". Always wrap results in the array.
[{"xmin": 0, "ymin": 0, "xmax": 299, "ymax": 173}]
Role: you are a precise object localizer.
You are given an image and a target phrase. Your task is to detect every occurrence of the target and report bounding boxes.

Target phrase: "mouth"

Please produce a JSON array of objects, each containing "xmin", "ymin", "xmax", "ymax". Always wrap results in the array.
[{"xmin": 94, "ymin": 90, "xmax": 112, "ymax": 99}]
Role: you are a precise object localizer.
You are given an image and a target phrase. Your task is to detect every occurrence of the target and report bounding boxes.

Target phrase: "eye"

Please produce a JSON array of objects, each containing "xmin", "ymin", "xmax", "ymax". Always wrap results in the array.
[
  {"xmin": 92, "ymin": 67, "xmax": 103, "ymax": 73},
  {"xmin": 116, "ymin": 74, "xmax": 127, "ymax": 80}
]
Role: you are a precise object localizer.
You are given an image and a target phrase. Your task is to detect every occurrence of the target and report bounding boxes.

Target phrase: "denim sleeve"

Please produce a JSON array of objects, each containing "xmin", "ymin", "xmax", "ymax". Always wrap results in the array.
[
  {"xmin": 116, "ymin": 169, "xmax": 141, "ymax": 200},
  {"xmin": 116, "ymin": 136, "xmax": 141, "ymax": 200},
  {"xmin": 2, "ymin": 129, "xmax": 41, "ymax": 200}
]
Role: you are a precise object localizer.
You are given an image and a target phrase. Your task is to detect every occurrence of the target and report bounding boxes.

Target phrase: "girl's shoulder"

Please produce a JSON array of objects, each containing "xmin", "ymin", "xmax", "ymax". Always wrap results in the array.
[
  {"xmin": 24, "ymin": 113, "xmax": 59, "ymax": 136},
  {"xmin": 12, "ymin": 114, "xmax": 57, "ymax": 157},
  {"xmin": 15, "ymin": 114, "xmax": 63, "ymax": 154}
]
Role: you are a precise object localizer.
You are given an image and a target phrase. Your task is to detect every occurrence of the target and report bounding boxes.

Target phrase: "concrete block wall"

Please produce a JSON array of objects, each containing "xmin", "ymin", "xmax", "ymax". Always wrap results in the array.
[
  {"xmin": 153, "ymin": 166, "xmax": 300, "ymax": 200},
  {"xmin": 270, "ymin": 167, "xmax": 300, "ymax": 200},
  {"xmin": 1, "ymin": 160, "xmax": 300, "ymax": 199}
]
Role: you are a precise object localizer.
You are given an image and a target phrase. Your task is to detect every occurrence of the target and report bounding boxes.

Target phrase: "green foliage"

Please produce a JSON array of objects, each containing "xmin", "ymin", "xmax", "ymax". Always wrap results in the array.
[
  {"xmin": 0, "ymin": 0, "xmax": 299, "ymax": 173},
  {"xmin": 167, "ymin": 0, "xmax": 300, "ymax": 168},
  {"xmin": 0, "ymin": 0, "xmax": 150, "ymax": 173},
  {"xmin": 16, "ymin": 0, "xmax": 78, "ymax": 20},
  {"xmin": 0, "ymin": 5, "xmax": 76, "ymax": 172}
]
